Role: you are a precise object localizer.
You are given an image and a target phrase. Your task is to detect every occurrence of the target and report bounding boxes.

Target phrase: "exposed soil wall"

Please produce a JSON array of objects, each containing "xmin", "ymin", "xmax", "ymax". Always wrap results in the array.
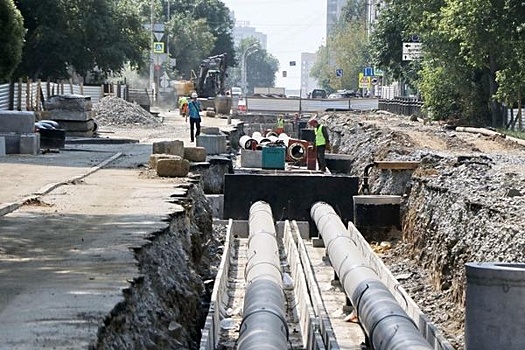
[
  {"xmin": 91, "ymin": 183, "xmax": 223, "ymax": 350},
  {"xmin": 323, "ymin": 111, "xmax": 525, "ymax": 348}
]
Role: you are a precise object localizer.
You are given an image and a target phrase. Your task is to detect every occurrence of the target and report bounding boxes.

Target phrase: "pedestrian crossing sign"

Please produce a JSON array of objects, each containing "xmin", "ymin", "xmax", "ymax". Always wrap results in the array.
[
  {"xmin": 153, "ymin": 42, "xmax": 165, "ymax": 53},
  {"xmin": 358, "ymin": 73, "xmax": 371, "ymax": 89}
]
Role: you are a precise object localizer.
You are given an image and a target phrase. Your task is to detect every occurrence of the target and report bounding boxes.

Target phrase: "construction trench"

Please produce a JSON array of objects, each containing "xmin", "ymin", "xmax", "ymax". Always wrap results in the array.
[
  {"xmin": 87, "ymin": 109, "xmax": 525, "ymax": 350},
  {"xmin": 4, "ymin": 106, "xmax": 522, "ymax": 349}
]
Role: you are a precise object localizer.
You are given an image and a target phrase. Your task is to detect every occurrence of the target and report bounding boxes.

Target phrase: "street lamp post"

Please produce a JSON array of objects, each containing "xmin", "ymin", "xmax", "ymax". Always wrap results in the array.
[{"xmin": 241, "ymin": 44, "xmax": 259, "ymax": 95}]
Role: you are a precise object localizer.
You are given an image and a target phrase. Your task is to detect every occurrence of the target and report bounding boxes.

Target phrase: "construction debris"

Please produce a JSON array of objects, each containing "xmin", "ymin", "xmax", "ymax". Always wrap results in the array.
[{"xmin": 93, "ymin": 96, "xmax": 162, "ymax": 127}]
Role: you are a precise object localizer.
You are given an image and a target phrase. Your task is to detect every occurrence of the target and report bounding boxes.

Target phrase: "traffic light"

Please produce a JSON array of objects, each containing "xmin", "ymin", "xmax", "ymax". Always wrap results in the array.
[{"xmin": 282, "ymin": 71, "xmax": 287, "ymax": 77}]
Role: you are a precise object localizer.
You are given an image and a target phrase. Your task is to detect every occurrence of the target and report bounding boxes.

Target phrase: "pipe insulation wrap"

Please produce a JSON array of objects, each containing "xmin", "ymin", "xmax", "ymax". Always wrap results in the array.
[
  {"xmin": 310, "ymin": 202, "xmax": 433, "ymax": 350},
  {"xmin": 239, "ymin": 135, "xmax": 258, "ymax": 150},
  {"xmin": 237, "ymin": 279, "xmax": 289, "ymax": 350},
  {"xmin": 238, "ymin": 201, "xmax": 288, "ymax": 350}
]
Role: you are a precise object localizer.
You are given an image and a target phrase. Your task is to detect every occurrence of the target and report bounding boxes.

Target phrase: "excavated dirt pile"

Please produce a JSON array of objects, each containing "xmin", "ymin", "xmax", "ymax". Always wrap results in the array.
[
  {"xmin": 323, "ymin": 111, "xmax": 525, "ymax": 349},
  {"xmin": 91, "ymin": 183, "xmax": 224, "ymax": 349},
  {"xmin": 93, "ymin": 96, "xmax": 163, "ymax": 127}
]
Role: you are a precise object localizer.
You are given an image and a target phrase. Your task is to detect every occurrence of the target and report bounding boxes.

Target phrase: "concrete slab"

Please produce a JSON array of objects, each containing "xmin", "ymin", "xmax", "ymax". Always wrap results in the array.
[
  {"xmin": 240, "ymin": 149, "xmax": 262, "ymax": 168},
  {"xmin": 0, "ymin": 132, "xmax": 20, "ymax": 154},
  {"xmin": 48, "ymin": 110, "xmax": 94, "ymax": 121},
  {"xmin": 19, "ymin": 133, "xmax": 40, "ymax": 155},
  {"xmin": 0, "ymin": 111, "xmax": 35, "ymax": 133},
  {"xmin": 196, "ymin": 134, "xmax": 227, "ymax": 155},
  {"xmin": 0, "ymin": 136, "xmax": 5, "ymax": 156}
]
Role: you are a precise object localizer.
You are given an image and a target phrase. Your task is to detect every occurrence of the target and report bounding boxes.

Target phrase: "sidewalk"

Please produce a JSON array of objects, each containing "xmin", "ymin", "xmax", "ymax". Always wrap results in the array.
[{"xmin": 0, "ymin": 110, "xmax": 239, "ymax": 216}]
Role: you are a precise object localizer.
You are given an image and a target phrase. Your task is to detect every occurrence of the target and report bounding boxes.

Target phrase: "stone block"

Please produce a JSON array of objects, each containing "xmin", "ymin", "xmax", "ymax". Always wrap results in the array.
[
  {"xmin": 240, "ymin": 149, "xmax": 262, "ymax": 168},
  {"xmin": 0, "ymin": 111, "xmax": 35, "ymax": 133},
  {"xmin": 19, "ymin": 133, "xmax": 40, "ymax": 155},
  {"xmin": 0, "ymin": 132, "xmax": 20, "ymax": 154},
  {"xmin": 48, "ymin": 110, "xmax": 94, "ymax": 121},
  {"xmin": 149, "ymin": 154, "xmax": 181, "ymax": 170},
  {"xmin": 152, "ymin": 140, "xmax": 184, "ymax": 156},
  {"xmin": 184, "ymin": 146, "xmax": 207, "ymax": 162},
  {"xmin": 196, "ymin": 134, "xmax": 227, "ymax": 155},
  {"xmin": 45, "ymin": 94, "xmax": 93, "ymax": 111},
  {"xmin": 201, "ymin": 126, "xmax": 221, "ymax": 135},
  {"xmin": 57, "ymin": 119, "xmax": 95, "ymax": 132},
  {"xmin": 156, "ymin": 158, "xmax": 190, "ymax": 177},
  {"xmin": 0, "ymin": 137, "xmax": 5, "ymax": 156}
]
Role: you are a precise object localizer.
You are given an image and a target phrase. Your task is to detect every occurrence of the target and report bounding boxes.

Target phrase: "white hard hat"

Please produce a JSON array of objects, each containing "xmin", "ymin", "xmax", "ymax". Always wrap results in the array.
[{"xmin": 191, "ymin": 92, "xmax": 198, "ymax": 98}]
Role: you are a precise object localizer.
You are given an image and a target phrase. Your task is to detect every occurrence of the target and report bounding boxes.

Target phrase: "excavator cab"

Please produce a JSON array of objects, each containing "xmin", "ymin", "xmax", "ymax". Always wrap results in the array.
[{"xmin": 195, "ymin": 53, "xmax": 228, "ymax": 98}]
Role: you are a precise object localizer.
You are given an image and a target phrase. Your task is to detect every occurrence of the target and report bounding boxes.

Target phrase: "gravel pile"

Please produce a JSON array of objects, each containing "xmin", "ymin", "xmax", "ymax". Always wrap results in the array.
[
  {"xmin": 93, "ymin": 96, "xmax": 162, "ymax": 127},
  {"xmin": 323, "ymin": 111, "xmax": 525, "ymax": 349}
]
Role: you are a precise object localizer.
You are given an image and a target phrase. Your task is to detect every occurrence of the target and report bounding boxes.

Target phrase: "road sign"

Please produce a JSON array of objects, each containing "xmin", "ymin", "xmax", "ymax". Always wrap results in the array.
[
  {"xmin": 154, "ymin": 32, "xmax": 164, "ymax": 41},
  {"xmin": 363, "ymin": 67, "xmax": 374, "ymax": 76},
  {"xmin": 336, "ymin": 68, "xmax": 343, "ymax": 77},
  {"xmin": 289, "ymin": 61, "xmax": 296, "ymax": 66},
  {"xmin": 153, "ymin": 42, "xmax": 165, "ymax": 53},
  {"xmin": 402, "ymin": 42, "xmax": 422, "ymax": 61},
  {"xmin": 358, "ymin": 73, "xmax": 371, "ymax": 89}
]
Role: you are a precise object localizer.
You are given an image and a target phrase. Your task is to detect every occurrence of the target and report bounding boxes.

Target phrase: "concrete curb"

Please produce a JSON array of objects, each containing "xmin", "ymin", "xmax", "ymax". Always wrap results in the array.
[{"xmin": 0, "ymin": 152, "xmax": 123, "ymax": 217}]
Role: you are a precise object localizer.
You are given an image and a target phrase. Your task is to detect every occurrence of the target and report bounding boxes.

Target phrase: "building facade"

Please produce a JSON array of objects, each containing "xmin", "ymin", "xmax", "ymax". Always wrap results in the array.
[
  {"xmin": 326, "ymin": 0, "xmax": 347, "ymax": 36},
  {"xmin": 300, "ymin": 53, "xmax": 319, "ymax": 98}
]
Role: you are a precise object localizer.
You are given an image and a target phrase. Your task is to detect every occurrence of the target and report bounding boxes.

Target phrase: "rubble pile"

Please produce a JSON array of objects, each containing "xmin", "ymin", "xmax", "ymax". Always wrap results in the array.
[
  {"xmin": 93, "ymin": 96, "xmax": 162, "ymax": 127},
  {"xmin": 323, "ymin": 111, "xmax": 525, "ymax": 349}
]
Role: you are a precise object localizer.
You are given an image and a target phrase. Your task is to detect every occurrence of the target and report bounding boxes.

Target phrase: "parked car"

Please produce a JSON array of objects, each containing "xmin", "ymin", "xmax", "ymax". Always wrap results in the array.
[
  {"xmin": 328, "ymin": 90, "xmax": 361, "ymax": 99},
  {"xmin": 308, "ymin": 89, "xmax": 327, "ymax": 99}
]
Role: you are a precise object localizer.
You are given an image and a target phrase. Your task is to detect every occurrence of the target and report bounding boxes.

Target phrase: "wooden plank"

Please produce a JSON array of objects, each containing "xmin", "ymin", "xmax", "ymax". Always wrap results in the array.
[{"xmin": 374, "ymin": 161, "xmax": 420, "ymax": 170}]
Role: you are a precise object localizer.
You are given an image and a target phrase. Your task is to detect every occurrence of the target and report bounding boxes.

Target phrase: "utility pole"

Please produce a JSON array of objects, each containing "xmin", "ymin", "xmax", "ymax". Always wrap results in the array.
[{"xmin": 150, "ymin": 0, "xmax": 155, "ymax": 100}]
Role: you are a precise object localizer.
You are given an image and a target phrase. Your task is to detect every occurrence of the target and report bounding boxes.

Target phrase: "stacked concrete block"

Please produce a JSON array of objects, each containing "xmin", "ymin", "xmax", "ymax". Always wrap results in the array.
[
  {"xmin": 20, "ymin": 133, "xmax": 40, "ymax": 155},
  {"xmin": 46, "ymin": 94, "xmax": 95, "ymax": 137},
  {"xmin": 240, "ymin": 149, "xmax": 263, "ymax": 168},
  {"xmin": 0, "ymin": 136, "xmax": 5, "ymax": 156},
  {"xmin": 0, "ymin": 111, "xmax": 39, "ymax": 154},
  {"xmin": 184, "ymin": 147, "xmax": 207, "ymax": 162},
  {"xmin": 152, "ymin": 140, "xmax": 184, "ymax": 157},
  {"xmin": 156, "ymin": 158, "xmax": 190, "ymax": 177},
  {"xmin": 196, "ymin": 127, "xmax": 227, "ymax": 155}
]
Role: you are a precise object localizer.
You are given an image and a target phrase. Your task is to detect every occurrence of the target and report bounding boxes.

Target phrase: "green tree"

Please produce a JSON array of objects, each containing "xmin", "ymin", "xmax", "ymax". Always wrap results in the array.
[
  {"xmin": 168, "ymin": 13, "xmax": 216, "ymax": 79},
  {"xmin": 149, "ymin": 0, "xmax": 234, "ymax": 75},
  {"xmin": 0, "ymin": 0, "xmax": 25, "ymax": 82},
  {"xmin": 227, "ymin": 39, "xmax": 279, "ymax": 94},
  {"xmin": 311, "ymin": 0, "xmax": 369, "ymax": 93},
  {"xmin": 14, "ymin": 0, "xmax": 148, "ymax": 82}
]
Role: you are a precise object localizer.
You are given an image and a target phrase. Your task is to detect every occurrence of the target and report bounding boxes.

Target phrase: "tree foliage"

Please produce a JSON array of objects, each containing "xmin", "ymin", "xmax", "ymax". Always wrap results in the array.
[
  {"xmin": 311, "ymin": 0, "xmax": 369, "ymax": 93},
  {"xmin": 14, "ymin": 0, "xmax": 149, "ymax": 83},
  {"xmin": 0, "ymin": 0, "xmax": 25, "ymax": 82},
  {"xmin": 371, "ymin": 0, "xmax": 525, "ymax": 128},
  {"xmin": 227, "ymin": 39, "xmax": 279, "ymax": 94},
  {"xmin": 145, "ymin": 0, "xmax": 235, "ymax": 78}
]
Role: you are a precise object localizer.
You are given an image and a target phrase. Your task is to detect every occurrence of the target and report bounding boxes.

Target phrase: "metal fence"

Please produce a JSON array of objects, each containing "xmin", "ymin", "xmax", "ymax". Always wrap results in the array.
[
  {"xmin": 378, "ymin": 97, "xmax": 424, "ymax": 117},
  {"xmin": 0, "ymin": 82, "xmax": 130, "ymax": 111}
]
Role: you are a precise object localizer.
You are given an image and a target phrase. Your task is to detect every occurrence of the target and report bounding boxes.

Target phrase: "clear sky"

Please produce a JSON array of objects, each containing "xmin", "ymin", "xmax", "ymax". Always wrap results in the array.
[{"xmin": 221, "ymin": 0, "xmax": 327, "ymax": 90}]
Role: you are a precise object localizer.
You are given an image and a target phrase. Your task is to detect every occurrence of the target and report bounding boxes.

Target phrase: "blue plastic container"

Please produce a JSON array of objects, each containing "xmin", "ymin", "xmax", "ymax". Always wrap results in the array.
[{"xmin": 262, "ymin": 145, "xmax": 286, "ymax": 169}]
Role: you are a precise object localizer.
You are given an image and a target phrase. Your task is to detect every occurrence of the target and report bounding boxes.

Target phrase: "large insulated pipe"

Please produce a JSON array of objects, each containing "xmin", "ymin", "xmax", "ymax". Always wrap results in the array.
[
  {"xmin": 278, "ymin": 132, "xmax": 290, "ymax": 145},
  {"xmin": 310, "ymin": 202, "xmax": 433, "ymax": 350},
  {"xmin": 239, "ymin": 135, "xmax": 258, "ymax": 150},
  {"xmin": 238, "ymin": 201, "xmax": 288, "ymax": 350},
  {"xmin": 288, "ymin": 141, "xmax": 307, "ymax": 162}
]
